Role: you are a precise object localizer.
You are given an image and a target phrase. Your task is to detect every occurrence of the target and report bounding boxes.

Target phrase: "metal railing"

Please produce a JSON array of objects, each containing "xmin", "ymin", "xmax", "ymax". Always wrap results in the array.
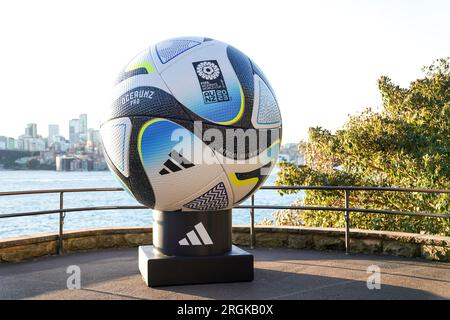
[
  {"xmin": 239, "ymin": 186, "xmax": 450, "ymax": 252},
  {"xmin": 0, "ymin": 188, "xmax": 146, "ymax": 254},
  {"xmin": 0, "ymin": 186, "xmax": 449, "ymax": 255}
]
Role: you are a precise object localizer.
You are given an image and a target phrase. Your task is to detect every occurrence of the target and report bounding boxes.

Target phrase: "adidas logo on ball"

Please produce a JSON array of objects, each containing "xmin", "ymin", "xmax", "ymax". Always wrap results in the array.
[{"xmin": 158, "ymin": 150, "xmax": 195, "ymax": 175}]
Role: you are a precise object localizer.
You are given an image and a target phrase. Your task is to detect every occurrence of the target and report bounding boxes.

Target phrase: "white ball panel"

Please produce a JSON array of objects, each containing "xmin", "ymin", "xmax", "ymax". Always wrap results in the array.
[
  {"xmin": 100, "ymin": 118, "xmax": 132, "ymax": 177},
  {"xmin": 251, "ymin": 74, "xmax": 282, "ymax": 129},
  {"xmin": 174, "ymin": 172, "xmax": 234, "ymax": 212},
  {"xmin": 150, "ymin": 37, "xmax": 213, "ymax": 73}
]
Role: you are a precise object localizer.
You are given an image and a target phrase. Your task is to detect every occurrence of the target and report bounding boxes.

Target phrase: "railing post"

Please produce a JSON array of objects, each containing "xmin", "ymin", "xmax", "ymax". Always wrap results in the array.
[
  {"xmin": 250, "ymin": 194, "xmax": 255, "ymax": 249},
  {"xmin": 58, "ymin": 192, "xmax": 65, "ymax": 255},
  {"xmin": 344, "ymin": 190, "xmax": 350, "ymax": 255}
]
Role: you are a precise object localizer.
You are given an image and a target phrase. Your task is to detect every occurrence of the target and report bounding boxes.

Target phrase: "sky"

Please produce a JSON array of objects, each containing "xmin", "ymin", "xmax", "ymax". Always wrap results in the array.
[{"xmin": 0, "ymin": 0, "xmax": 449, "ymax": 143}]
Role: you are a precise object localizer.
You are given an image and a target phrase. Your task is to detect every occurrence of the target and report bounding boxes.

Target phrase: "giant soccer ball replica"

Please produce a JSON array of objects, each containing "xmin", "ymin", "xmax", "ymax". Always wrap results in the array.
[{"xmin": 101, "ymin": 37, "xmax": 282, "ymax": 211}]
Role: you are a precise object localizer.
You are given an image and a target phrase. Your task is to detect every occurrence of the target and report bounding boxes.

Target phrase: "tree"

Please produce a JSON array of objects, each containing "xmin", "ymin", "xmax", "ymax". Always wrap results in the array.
[
  {"xmin": 26, "ymin": 158, "xmax": 40, "ymax": 170},
  {"xmin": 275, "ymin": 58, "xmax": 450, "ymax": 236}
]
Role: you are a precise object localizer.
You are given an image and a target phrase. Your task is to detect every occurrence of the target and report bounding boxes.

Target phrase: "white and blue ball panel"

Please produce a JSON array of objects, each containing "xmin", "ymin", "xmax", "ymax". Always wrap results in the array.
[
  {"xmin": 137, "ymin": 117, "xmax": 234, "ymax": 211},
  {"xmin": 157, "ymin": 40, "xmax": 245, "ymax": 126}
]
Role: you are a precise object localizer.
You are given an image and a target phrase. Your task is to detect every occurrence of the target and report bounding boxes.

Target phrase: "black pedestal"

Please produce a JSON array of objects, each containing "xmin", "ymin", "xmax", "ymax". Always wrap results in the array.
[
  {"xmin": 139, "ymin": 245, "xmax": 253, "ymax": 287},
  {"xmin": 138, "ymin": 209, "xmax": 254, "ymax": 287}
]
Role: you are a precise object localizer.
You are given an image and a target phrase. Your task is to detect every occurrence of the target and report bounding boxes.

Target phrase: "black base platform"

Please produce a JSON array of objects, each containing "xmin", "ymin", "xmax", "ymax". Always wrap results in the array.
[{"xmin": 138, "ymin": 245, "xmax": 254, "ymax": 287}]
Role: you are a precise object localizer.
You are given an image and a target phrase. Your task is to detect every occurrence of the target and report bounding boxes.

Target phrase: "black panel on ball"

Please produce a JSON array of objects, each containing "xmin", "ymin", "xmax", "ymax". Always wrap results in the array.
[
  {"xmin": 102, "ymin": 148, "xmax": 135, "ymax": 197},
  {"xmin": 226, "ymin": 45, "xmax": 255, "ymax": 129},
  {"xmin": 108, "ymin": 86, "xmax": 193, "ymax": 122},
  {"xmin": 127, "ymin": 117, "xmax": 156, "ymax": 208},
  {"xmin": 199, "ymin": 122, "xmax": 282, "ymax": 161},
  {"xmin": 250, "ymin": 59, "xmax": 277, "ymax": 97},
  {"xmin": 115, "ymin": 67, "xmax": 149, "ymax": 84}
]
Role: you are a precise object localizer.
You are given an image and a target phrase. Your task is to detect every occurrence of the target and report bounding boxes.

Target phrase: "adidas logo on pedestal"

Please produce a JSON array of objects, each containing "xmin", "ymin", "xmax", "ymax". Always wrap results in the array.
[{"xmin": 179, "ymin": 222, "xmax": 213, "ymax": 246}]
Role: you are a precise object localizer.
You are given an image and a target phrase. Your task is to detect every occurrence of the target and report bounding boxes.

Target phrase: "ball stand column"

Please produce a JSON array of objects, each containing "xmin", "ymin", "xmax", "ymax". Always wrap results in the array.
[{"xmin": 138, "ymin": 209, "xmax": 254, "ymax": 287}]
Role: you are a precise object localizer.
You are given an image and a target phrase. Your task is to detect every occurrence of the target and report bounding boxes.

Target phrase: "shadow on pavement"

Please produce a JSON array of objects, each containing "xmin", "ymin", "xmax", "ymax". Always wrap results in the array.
[{"xmin": 0, "ymin": 247, "xmax": 447, "ymax": 300}]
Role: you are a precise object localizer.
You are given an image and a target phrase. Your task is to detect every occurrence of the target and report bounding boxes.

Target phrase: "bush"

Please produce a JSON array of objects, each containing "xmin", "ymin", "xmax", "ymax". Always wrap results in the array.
[{"xmin": 276, "ymin": 58, "xmax": 450, "ymax": 236}]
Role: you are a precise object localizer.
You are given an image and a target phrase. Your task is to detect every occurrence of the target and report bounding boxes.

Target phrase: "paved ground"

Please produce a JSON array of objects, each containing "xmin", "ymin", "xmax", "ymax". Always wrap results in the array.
[{"xmin": 0, "ymin": 247, "xmax": 449, "ymax": 300}]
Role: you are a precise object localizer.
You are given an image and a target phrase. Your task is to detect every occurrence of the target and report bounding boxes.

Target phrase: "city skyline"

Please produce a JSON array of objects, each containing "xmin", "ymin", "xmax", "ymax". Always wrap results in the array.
[
  {"xmin": 0, "ymin": 113, "xmax": 101, "ymax": 153},
  {"xmin": 0, "ymin": 112, "xmax": 106, "ymax": 172},
  {"xmin": 1, "ymin": 114, "xmax": 92, "ymax": 141}
]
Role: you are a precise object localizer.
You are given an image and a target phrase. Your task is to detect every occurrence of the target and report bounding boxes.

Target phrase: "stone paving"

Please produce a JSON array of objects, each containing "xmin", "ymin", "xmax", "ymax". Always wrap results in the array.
[{"xmin": 0, "ymin": 247, "xmax": 449, "ymax": 299}]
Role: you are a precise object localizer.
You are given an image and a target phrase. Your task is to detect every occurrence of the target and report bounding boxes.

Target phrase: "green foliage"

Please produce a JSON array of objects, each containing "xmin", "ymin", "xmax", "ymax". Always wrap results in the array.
[
  {"xmin": 0, "ymin": 150, "xmax": 38, "ymax": 169},
  {"xmin": 276, "ymin": 58, "xmax": 450, "ymax": 235},
  {"xmin": 26, "ymin": 158, "xmax": 40, "ymax": 170}
]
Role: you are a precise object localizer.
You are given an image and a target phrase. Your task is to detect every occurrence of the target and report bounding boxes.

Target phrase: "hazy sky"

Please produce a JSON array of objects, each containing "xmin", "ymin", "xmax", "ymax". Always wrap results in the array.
[{"xmin": 0, "ymin": 0, "xmax": 449, "ymax": 143}]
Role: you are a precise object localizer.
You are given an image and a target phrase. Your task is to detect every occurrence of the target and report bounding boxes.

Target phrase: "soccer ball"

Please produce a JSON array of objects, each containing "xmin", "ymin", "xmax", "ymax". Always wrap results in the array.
[{"xmin": 100, "ymin": 37, "xmax": 282, "ymax": 211}]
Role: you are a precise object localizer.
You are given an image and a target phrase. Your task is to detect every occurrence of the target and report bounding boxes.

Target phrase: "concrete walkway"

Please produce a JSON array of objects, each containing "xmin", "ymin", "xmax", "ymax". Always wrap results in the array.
[{"xmin": 0, "ymin": 247, "xmax": 449, "ymax": 299}]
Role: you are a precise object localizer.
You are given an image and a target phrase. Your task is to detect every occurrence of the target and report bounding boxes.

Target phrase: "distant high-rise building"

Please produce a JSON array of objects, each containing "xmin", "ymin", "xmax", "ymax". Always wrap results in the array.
[
  {"xmin": 88, "ymin": 128, "xmax": 100, "ymax": 145},
  {"xmin": 7, "ymin": 137, "xmax": 16, "ymax": 150},
  {"xmin": 25, "ymin": 123, "xmax": 37, "ymax": 138},
  {"xmin": 48, "ymin": 124, "xmax": 59, "ymax": 138},
  {"xmin": 79, "ymin": 114, "xmax": 88, "ymax": 134},
  {"xmin": 48, "ymin": 124, "xmax": 60, "ymax": 144},
  {"xmin": 79, "ymin": 114, "xmax": 88, "ymax": 142},
  {"xmin": 86, "ymin": 128, "xmax": 101, "ymax": 152},
  {"xmin": 69, "ymin": 119, "xmax": 80, "ymax": 144},
  {"xmin": 0, "ymin": 136, "xmax": 6, "ymax": 150},
  {"xmin": 51, "ymin": 135, "xmax": 70, "ymax": 152},
  {"xmin": 21, "ymin": 137, "xmax": 46, "ymax": 152},
  {"xmin": 16, "ymin": 139, "xmax": 24, "ymax": 150}
]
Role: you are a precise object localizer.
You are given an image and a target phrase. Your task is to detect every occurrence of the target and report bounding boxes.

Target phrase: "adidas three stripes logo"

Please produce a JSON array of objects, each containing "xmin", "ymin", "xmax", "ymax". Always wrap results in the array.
[
  {"xmin": 159, "ymin": 150, "xmax": 195, "ymax": 175},
  {"xmin": 178, "ymin": 222, "xmax": 214, "ymax": 246}
]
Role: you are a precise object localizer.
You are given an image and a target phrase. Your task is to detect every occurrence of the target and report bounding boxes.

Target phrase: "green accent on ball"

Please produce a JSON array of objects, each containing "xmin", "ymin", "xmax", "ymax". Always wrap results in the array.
[
  {"xmin": 137, "ymin": 118, "xmax": 165, "ymax": 166},
  {"xmin": 216, "ymin": 84, "xmax": 245, "ymax": 125},
  {"xmin": 126, "ymin": 61, "xmax": 155, "ymax": 74},
  {"xmin": 113, "ymin": 170, "xmax": 132, "ymax": 195},
  {"xmin": 228, "ymin": 172, "xmax": 258, "ymax": 187}
]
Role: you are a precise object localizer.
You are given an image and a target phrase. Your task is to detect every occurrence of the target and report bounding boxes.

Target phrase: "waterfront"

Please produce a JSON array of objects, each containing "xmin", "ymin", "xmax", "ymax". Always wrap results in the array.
[{"xmin": 0, "ymin": 169, "xmax": 301, "ymax": 239}]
